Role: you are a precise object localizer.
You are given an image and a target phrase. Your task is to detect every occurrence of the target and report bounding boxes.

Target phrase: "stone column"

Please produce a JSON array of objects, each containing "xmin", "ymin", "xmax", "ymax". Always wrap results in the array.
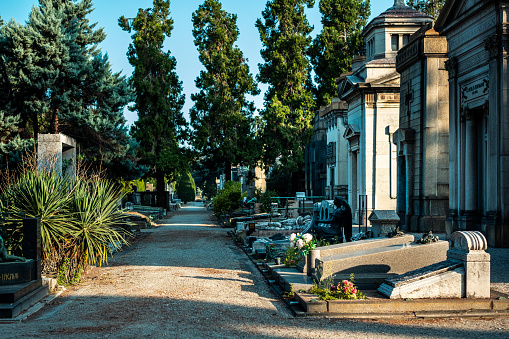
[{"xmin": 463, "ymin": 110, "xmax": 478, "ymax": 213}]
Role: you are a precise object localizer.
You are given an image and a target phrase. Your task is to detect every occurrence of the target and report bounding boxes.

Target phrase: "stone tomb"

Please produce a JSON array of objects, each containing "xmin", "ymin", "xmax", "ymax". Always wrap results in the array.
[
  {"xmin": 314, "ymin": 234, "xmax": 449, "ymax": 288},
  {"xmin": 378, "ymin": 231, "xmax": 490, "ymax": 299}
]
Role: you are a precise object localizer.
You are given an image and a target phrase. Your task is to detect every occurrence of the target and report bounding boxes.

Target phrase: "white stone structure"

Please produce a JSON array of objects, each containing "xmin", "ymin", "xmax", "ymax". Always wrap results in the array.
[
  {"xmin": 435, "ymin": 0, "xmax": 509, "ymax": 247},
  {"xmin": 37, "ymin": 133, "xmax": 76, "ymax": 177},
  {"xmin": 336, "ymin": 1, "xmax": 433, "ymax": 223},
  {"xmin": 322, "ymin": 99, "xmax": 349, "ymax": 200},
  {"xmin": 394, "ymin": 24, "xmax": 450, "ymax": 233}
]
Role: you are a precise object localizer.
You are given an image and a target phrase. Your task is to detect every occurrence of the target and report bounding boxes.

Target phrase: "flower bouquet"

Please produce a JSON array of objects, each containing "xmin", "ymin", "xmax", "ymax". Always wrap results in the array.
[{"xmin": 289, "ymin": 232, "xmax": 316, "ymax": 257}]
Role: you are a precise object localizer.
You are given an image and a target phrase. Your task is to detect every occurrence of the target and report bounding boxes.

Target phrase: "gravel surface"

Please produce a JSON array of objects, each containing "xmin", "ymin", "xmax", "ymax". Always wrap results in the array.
[{"xmin": 1, "ymin": 202, "xmax": 508, "ymax": 338}]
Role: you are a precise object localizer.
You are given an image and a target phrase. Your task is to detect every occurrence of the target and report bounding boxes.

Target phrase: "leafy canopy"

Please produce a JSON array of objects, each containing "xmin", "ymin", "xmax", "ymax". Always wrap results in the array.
[
  {"xmin": 190, "ymin": 0, "xmax": 259, "ymax": 178},
  {"xmin": 119, "ymin": 0, "xmax": 189, "ymax": 203},
  {"xmin": 309, "ymin": 0, "xmax": 370, "ymax": 107},
  {"xmin": 256, "ymin": 0, "xmax": 316, "ymax": 174}
]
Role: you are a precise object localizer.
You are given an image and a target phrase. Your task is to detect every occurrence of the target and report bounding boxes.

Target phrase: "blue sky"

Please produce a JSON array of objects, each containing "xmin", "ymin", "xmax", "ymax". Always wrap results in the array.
[{"xmin": 1, "ymin": 0, "xmax": 394, "ymax": 126}]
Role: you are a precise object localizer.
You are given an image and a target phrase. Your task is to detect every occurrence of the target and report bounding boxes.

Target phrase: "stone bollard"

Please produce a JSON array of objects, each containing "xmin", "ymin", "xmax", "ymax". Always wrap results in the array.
[{"xmin": 447, "ymin": 231, "xmax": 490, "ymax": 298}]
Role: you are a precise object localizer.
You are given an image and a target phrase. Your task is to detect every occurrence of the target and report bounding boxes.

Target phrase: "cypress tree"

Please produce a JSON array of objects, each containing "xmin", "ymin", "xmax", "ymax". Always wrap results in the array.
[
  {"xmin": 176, "ymin": 171, "xmax": 196, "ymax": 203},
  {"xmin": 190, "ymin": 0, "xmax": 259, "ymax": 181},
  {"xmin": 119, "ymin": 0, "xmax": 188, "ymax": 207},
  {"xmin": 256, "ymin": 0, "xmax": 316, "ymax": 191}
]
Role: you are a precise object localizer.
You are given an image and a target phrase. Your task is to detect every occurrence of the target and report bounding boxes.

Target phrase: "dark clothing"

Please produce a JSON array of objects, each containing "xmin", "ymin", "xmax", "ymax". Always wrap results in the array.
[{"xmin": 315, "ymin": 199, "xmax": 353, "ymax": 242}]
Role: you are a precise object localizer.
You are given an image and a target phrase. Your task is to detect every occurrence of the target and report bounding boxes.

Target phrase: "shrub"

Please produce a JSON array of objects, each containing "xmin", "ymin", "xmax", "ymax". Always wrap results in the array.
[
  {"xmin": 0, "ymin": 167, "xmax": 130, "ymax": 284},
  {"xmin": 260, "ymin": 190, "xmax": 277, "ymax": 213},
  {"xmin": 212, "ymin": 181, "xmax": 246, "ymax": 217},
  {"xmin": 176, "ymin": 171, "xmax": 196, "ymax": 203}
]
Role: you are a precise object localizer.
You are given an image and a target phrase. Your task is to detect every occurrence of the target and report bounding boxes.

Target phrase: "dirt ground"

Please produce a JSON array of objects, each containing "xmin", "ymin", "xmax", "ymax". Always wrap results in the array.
[{"xmin": 1, "ymin": 202, "xmax": 508, "ymax": 338}]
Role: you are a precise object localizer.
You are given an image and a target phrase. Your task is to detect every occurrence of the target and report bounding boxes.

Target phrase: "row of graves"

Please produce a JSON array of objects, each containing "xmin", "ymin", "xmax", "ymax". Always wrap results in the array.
[{"xmin": 231, "ymin": 198, "xmax": 509, "ymax": 318}]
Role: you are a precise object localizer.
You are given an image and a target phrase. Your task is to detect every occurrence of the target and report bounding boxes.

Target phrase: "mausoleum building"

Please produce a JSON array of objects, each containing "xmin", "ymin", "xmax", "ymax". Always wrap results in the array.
[
  {"xmin": 336, "ymin": 0, "xmax": 433, "ymax": 223},
  {"xmin": 435, "ymin": 0, "xmax": 509, "ymax": 247}
]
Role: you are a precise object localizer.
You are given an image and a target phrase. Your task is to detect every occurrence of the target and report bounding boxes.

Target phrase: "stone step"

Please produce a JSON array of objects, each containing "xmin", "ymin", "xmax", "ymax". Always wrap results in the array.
[
  {"xmin": 315, "ymin": 240, "xmax": 449, "ymax": 281},
  {"xmin": 0, "ymin": 283, "xmax": 49, "ymax": 318},
  {"xmin": 0, "ymin": 279, "xmax": 42, "ymax": 303}
]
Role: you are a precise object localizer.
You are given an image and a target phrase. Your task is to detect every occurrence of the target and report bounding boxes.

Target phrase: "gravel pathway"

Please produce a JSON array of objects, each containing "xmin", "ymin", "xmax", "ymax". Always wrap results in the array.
[{"xmin": 1, "ymin": 202, "xmax": 508, "ymax": 338}]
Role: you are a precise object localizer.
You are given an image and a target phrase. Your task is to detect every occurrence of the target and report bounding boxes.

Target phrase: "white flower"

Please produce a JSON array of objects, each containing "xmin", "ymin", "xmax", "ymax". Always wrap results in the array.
[
  {"xmin": 296, "ymin": 239, "xmax": 304, "ymax": 249},
  {"xmin": 289, "ymin": 233, "xmax": 297, "ymax": 242},
  {"xmin": 303, "ymin": 233, "xmax": 313, "ymax": 243},
  {"xmin": 289, "ymin": 241, "xmax": 295, "ymax": 248}
]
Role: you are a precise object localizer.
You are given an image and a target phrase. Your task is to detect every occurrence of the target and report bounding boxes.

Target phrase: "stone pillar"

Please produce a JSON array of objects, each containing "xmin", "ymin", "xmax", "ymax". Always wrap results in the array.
[
  {"xmin": 22, "ymin": 217, "xmax": 42, "ymax": 280},
  {"xmin": 447, "ymin": 231, "xmax": 490, "ymax": 298},
  {"xmin": 463, "ymin": 111, "xmax": 478, "ymax": 213}
]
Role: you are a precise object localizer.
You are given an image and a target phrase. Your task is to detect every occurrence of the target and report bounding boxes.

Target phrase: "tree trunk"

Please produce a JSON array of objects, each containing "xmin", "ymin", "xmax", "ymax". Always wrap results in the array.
[
  {"xmin": 156, "ymin": 169, "xmax": 166, "ymax": 209},
  {"xmin": 32, "ymin": 113, "xmax": 39, "ymax": 139},
  {"xmin": 50, "ymin": 110, "xmax": 59, "ymax": 134}
]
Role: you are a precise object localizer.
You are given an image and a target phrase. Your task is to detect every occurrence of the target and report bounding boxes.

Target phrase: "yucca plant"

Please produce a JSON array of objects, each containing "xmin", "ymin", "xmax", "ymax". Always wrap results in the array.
[
  {"xmin": 4, "ymin": 170, "xmax": 75, "ymax": 260},
  {"xmin": 68, "ymin": 177, "xmax": 129, "ymax": 268}
]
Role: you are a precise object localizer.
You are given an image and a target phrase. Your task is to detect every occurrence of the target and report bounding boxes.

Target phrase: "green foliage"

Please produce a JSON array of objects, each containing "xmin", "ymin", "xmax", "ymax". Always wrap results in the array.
[
  {"xmin": 190, "ymin": 0, "xmax": 260, "ymax": 178},
  {"xmin": 309, "ymin": 0, "xmax": 370, "ymax": 106},
  {"xmin": 0, "ymin": 0, "xmax": 144, "ymax": 177},
  {"xmin": 266, "ymin": 163, "xmax": 295, "ymax": 196},
  {"xmin": 0, "ymin": 167, "xmax": 130, "ymax": 282},
  {"xmin": 68, "ymin": 177, "xmax": 128, "ymax": 267},
  {"xmin": 57, "ymin": 257, "xmax": 83, "ymax": 286},
  {"xmin": 309, "ymin": 274, "xmax": 366, "ymax": 300},
  {"xmin": 212, "ymin": 181, "xmax": 246, "ymax": 217},
  {"xmin": 256, "ymin": 0, "xmax": 316, "ymax": 183},
  {"xmin": 406, "ymin": 0, "xmax": 445, "ymax": 18},
  {"xmin": 120, "ymin": 0, "xmax": 189, "ymax": 204},
  {"xmin": 176, "ymin": 171, "xmax": 196, "ymax": 203},
  {"xmin": 260, "ymin": 190, "xmax": 277, "ymax": 213},
  {"xmin": 283, "ymin": 246, "xmax": 299, "ymax": 267}
]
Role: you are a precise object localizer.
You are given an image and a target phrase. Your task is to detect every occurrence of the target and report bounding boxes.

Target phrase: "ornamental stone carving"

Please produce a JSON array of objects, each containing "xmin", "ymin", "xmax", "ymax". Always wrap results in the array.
[
  {"xmin": 444, "ymin": 57, "xmax": 458, "ymax": 79},
  {"xmin": 484, "ymin": 34, "xmax": 500, "ymax": 59},
  {"xmin": 450, "ymin": 230, "xmax": 488, "ymax": 252}
]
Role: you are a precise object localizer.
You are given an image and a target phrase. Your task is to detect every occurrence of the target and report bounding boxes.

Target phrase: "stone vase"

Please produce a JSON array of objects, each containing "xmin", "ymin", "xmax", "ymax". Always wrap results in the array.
[{"xmin": 307, "ymin": 249, "xmax": 319, "ymax": 276}]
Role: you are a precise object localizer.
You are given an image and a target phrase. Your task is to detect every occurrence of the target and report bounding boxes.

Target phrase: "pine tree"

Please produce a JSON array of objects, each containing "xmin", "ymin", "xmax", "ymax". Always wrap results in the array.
[
  {"xmin": 0, "ymin": 1, "xmax": 143, "ymax": 177},
  {"xmin": 310, "ymin": 0, "xmax": 370, "ymax": 107},
  {"xmin": 406, "ymin": 0, "xmax": 445, "ymax": 18},
  {"xmin": 191, "ymin": 0, "xmax": 259, "ymax": 181},
  {"xmin": 256, "ymin": 0, "xmax": 316, "ymax": 191},
  {"xmin": 119, "ymin": 0, "xmax": 188, "ymax": 206}
]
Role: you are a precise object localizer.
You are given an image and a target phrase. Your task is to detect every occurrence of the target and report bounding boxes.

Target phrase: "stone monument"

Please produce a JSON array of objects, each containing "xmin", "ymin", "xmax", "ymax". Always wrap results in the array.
[
  {"xmin": 378, "ymin": 230, "xmax": 491, "ymax": 299},
  {"xmin": 38, "ymin": 133, "xmax": 77, "ymax": 177}
]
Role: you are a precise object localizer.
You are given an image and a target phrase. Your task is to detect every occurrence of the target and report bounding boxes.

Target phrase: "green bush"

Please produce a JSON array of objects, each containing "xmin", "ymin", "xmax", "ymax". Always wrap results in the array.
[
  {"xmin": 212, "ymin": 181, "xmax": 247, "ymax": 217},
  {"xmin": 260, "ymin": 190, "xmax": 277, "ymax": 213},
  {"xmin": 176, "ymin": 171, "xmax": 196, "ymax": 203},
  {"xmin": 0, "ymin": 169, "xmax": 130, "ymax": 283}
]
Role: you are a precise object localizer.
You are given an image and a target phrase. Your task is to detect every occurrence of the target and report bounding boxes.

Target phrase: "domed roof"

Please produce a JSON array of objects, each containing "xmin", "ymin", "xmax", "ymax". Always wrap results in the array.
[
  {"xmin": 375, "ymin": 0, "xmax": 433, "ymax": 20},
  {"xmin": 363, "ymin": 0, "xmax": 434, "ymax": 37}
]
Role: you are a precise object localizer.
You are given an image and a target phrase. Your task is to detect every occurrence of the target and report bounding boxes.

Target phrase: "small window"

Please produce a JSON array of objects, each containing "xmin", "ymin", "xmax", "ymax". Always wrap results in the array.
[
  {"xmin": 391, "ymin": 34, "xmax": 399, "ymax": 51},
  {"xmin": 403, "ymin": 34, "xmax": 410, "ymax": 46}
]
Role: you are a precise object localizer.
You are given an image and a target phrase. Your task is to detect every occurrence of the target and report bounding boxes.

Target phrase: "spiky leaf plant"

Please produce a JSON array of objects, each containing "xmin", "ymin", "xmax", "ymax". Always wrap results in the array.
[
  {"xmin": 68, "ymin": 177, "xmax": 129, "ymax": 267},
  {"xmin": 5, "ymin": 170, "xmax": 75, "ymax": 259}
]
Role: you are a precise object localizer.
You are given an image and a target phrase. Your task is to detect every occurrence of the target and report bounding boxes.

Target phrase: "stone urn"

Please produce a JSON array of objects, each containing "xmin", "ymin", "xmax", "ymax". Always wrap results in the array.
[{"xmin": 296, "ymin": 249, "xmax": 320, "ymax": 275}]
